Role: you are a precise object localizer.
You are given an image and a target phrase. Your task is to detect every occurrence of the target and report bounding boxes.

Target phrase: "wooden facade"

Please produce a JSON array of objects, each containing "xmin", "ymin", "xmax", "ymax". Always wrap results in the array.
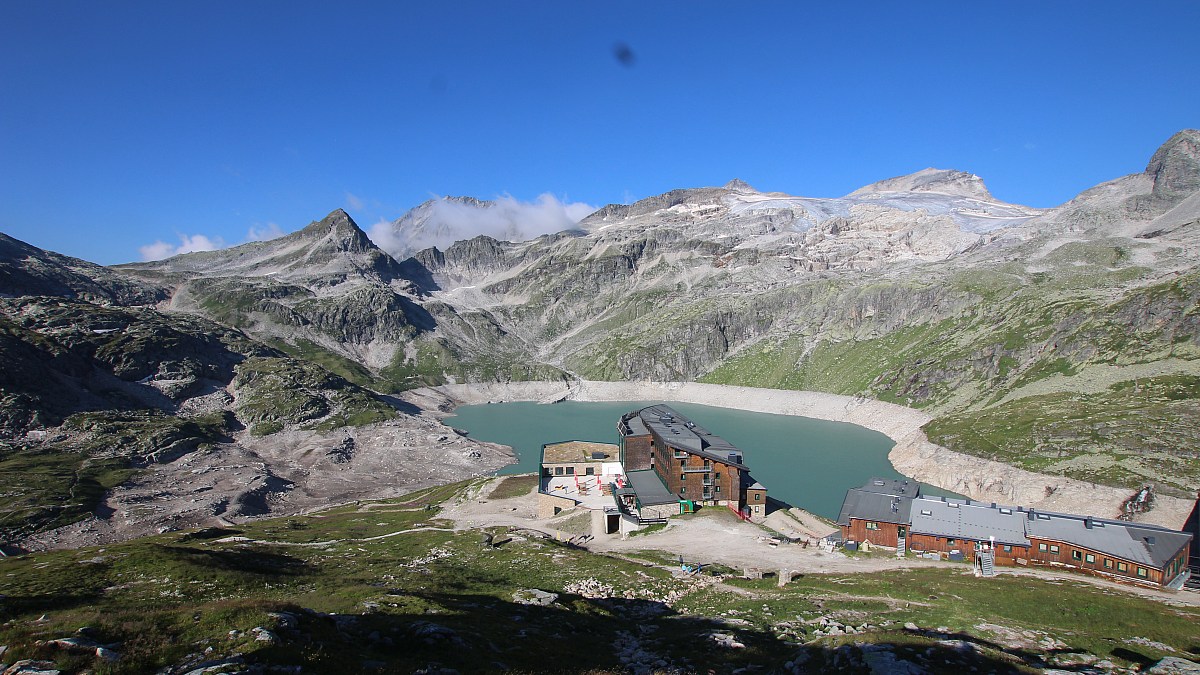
[
  {"xmin": 618, "ymin": 406, "xmax": 762, "ymax": 512},
  {"xmin": 841, "ymin": 488, "xmax": 1195, "ymax": 589},
  {"xmin": 1025, "ymin": 535, "xmax": 1190, "ymax": 587},
  {"xmin": 844, "ymin": 519, "xmax": 904, "ymax": 548},
  {"xmin": 619, "ymin": 431, "xmax": 653, "ymax": 472},
  {"xmin": 907, "ymin": 533, "xmax": 1031, "ymax": 566}
]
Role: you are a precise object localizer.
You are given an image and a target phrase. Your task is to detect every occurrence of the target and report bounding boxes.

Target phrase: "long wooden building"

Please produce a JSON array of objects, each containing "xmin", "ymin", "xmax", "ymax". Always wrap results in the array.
[
  {"xmin": 839, "ymin": 479, "xmax": 1193, "ymax": 589},
  {"xmin": 618, "ymin": 404, "xmax": 767, "ymax": 518}
]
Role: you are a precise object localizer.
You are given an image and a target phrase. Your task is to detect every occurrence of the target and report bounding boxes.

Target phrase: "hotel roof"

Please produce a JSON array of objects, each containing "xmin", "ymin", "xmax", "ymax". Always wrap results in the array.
[
  {"xmin": 542, "ymin": 441, "xmax": 618, "ymax": 465},
  {"xmin": 631, "ymin": 404, "xmax": 749, "ymax": 470}
]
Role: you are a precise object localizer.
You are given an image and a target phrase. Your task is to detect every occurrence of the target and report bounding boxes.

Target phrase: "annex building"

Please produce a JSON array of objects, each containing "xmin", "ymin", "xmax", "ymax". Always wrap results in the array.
[{"xmin": 838, "ymin": 478, "xmax": 1193, "ymax": 589}]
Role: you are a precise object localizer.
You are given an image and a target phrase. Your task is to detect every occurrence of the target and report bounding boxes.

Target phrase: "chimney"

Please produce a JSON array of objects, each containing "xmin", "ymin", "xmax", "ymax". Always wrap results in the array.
[
  {"xmin": 1084, "ymin": 517, "xmax": 1093, "ymax": 529},
  {"xmin": 1027, "ymin": 508, "xmax": 1036, "ymax": 521}
]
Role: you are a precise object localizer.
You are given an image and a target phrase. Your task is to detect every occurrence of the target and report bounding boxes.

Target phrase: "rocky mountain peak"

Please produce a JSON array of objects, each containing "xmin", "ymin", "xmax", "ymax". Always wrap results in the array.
[
  {"xmin": 849, "ymin": 168, "xmax": 994, "ymax": 201},
  {"xmin": 723, "ymin": 178, "xmax": 757, "ymax": 192},
  {"xmin": 294, "ymin": 209, "xmax": 377, "ymax": 254},
  {"xmin": 1145, "ymin": 129, "xmax": 1200, "ymax": 202}
]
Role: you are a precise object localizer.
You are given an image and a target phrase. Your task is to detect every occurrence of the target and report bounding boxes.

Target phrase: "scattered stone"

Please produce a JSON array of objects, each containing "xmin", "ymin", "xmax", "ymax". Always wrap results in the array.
[
  {"xmin": 180, "ymin": 655, "xmax": 246, "ymax": 675},
  {"xmin": 706, "ymin": 632, "xmax": 745, "ymax": 649},
  {"xmin": 2, "ymin": 661, "xmax": 60, "ymax": 675},
  {"xmin": 409, "ymin": 621, "xmax": 460, "ymax": 646},
  {"xmin": 861, "ymin": 643, "xmax": 925, "ymax": 675},
  {"xmin": 1127, "ymin": 637, "xmax": 1179, "ymax": 654},
  {"xmin": 266, "ymin": 611, "xmax": 299, "ymax": 631},
  {"xmin": 512, "ymin": 588, "xmax": 558, "ymax": 606},
  {"xmin": 1146, "ymin": 657, "xmax": 1200, "ymax": 674},
  {"xmin": 251, "ymin": 627, "xmax": 280, "ymax": 644},
  {"xmin": 903, "ymin": 622, "xmax": 919, "ymax": 631}
]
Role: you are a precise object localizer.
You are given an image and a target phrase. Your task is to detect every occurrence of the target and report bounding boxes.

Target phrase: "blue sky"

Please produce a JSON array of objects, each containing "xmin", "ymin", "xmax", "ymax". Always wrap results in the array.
[{"xmin": 1, "ymin": 2, "xmax": 1197, "ymax": 264}]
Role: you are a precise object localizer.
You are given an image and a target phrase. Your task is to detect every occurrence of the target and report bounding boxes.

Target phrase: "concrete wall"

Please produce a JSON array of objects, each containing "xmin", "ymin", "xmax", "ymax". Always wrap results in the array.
[{"xmin": 537, "ymin": 492, "xmax": 577, "ymax": 519}]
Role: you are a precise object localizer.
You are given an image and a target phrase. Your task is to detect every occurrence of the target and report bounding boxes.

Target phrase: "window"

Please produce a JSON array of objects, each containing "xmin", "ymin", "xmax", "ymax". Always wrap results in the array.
[
  {"xmin": 679, "ymin": 459, "xmax": 685, "ymax": 467},
  {"xmin": 680, "ymin": 474, "xmax": 686, "ymax": 482},
  {"xmin": 1085, "ymin": 553, "xmax": 1095, "ymax": 564},
  {"xmin": 1002, "ymin": 545, "xmax": 1012, "ymax": 553},
  {"xmin": 585, "ymin": 467, "xmax": 594, "ymax": 476},
  {"xmin": 715, "ymin": 472, "xmax": 721, "ymax": 479},
  {"xmin": 1118, "ymin": 562, "xmax": 1128, "ymax": 572},
  {"xmin": 920, "ymin": 509, "xmax": 933, "ymax": 516},
  {"xmin": 947, "ymin": 539, "xmax": 956, "ymax": 546},
  {"xmin": 1104, "ymin": 559, "xmax": 1113, "ymax": 569},
  {"xmin": 554, "ymin": 467, "xmax": 564, "ymax": 476},
  {"xmin": 999, "ymin": 507, "xmax": 1012, "ymax": 515},
  {"xmin": 1072, "ymin": 550, "xmax": 1082, "ymax": 561},
  {"xmin": 565, "ymin": 467, "xmax": 574, "ymax": 475},
  {"xmin": 1137, "ymin": 567, "xmax": 1147, "ymax": 578},
  {"xmin": 1049, "ymin": 545, "xmax": 1060, "ymax": 554},
  {"xmin": 865, "ymin": 522, "xmax": 879, "ymax": 531},
  {"xmin": 543, "ymin": 467, "xmax": 552, "ymax": 477},
  {"xmin": 680, "ymin": 487, "xmax": 686, "ymax": 494},
  {"xmin": 1038, "ymin": 543, "xmax": 1047, "ymax": 552},
  {"xmin": 754, "ymin": 493, "xmax": 761, "ymax": 501},
  {"xmin": 715, "ymin": 486, "xmax": 720, "ymax": 493}
]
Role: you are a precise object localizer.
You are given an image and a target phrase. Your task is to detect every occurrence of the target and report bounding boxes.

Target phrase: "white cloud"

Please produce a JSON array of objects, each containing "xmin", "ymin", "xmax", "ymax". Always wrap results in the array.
[
  {"xmin": 138, "ymin": 233, "xmax": 224, "ymax": 261},
  {"xmin": 345, "ymin": 192, "xmax": 365, "ymax": 211},
  {"xmin": 368, "ymin": 193, "xmax": 598, "ymax": 259},
  {"xmin": 246, "ymin": 222, "xmax": 284, "ymax": 242}
]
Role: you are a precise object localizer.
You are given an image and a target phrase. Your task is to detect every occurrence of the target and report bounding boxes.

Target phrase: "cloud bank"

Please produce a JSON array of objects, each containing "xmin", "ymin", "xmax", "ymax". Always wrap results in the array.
[
  {"xmin": 138, "ymin": 223, "xmax": 284, "ymax": 261},
  {"xmin": 367, "ymin": 193, "xmax": 597, "ymax": 260},
  {"xmin": 138, "ymin": 233, "xmax": 225, "ymax": 261}
]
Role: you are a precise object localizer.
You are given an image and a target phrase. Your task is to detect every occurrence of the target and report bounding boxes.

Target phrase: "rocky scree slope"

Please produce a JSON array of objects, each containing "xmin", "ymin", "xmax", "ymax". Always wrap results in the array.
[
  {"xmin": 120, "ymin": 209, "xmax": 564, "ymax": 390},
  {"xmin": 0, "ymin": 276, "xmax": 514, "ymax": 551}
]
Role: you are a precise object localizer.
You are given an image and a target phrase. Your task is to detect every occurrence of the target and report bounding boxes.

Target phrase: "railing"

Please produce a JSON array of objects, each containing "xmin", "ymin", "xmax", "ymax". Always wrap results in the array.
[
  {"xmin": 727, "ymin": 503, "xmax": 750, "ymax": 521},
  {"xmin": 683, "ymin": 466, "xmax": 711, "ymax": 473}
]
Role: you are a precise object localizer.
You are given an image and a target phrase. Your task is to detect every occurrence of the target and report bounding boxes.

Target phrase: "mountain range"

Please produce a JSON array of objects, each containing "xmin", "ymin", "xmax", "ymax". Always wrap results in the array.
[{"xmin": 1, "ymin": 129, "xmax": 1197, "ymax": 546}]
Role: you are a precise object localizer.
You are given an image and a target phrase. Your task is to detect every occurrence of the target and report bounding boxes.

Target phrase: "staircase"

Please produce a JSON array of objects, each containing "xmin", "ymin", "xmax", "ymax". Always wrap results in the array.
[
  {"xmin": 896, "ymin": 533, "xmax": 907, "ymax": 558},
  {"xmin": 975, "ymin": 549, "xmax": 996, "ymax": 577}
]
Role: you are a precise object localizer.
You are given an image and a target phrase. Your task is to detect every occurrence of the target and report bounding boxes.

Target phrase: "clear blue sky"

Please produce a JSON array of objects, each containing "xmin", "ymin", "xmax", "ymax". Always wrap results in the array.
[{"xmin": 2, "ymin": 2, "xmax": 1197, "ymax": 264}]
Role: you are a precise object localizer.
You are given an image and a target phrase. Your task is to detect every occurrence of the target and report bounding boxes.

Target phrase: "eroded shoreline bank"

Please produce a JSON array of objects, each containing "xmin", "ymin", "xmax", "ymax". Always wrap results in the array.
[{"xmin": 406, "ymin": 380, "xmax": 1193, "ymax": 529}]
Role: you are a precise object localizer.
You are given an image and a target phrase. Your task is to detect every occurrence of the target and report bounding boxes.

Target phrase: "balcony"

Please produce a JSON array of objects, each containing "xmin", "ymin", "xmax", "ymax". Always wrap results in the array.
[{"xmin": 683, "ymin": 466, "xmax": 711, "ymax": 473}]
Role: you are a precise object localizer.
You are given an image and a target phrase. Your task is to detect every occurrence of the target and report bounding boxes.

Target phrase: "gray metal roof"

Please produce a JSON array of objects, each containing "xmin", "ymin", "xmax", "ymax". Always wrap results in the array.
[
  {"xmin": 634, "ymin": 405, "xmax": 749, "ymax": 470},
  {"xmin": 904, "ymin": 496, "xmax": 1192, "ymax": 568},
  {"xmin": 909, "ymin": 497, "xmax": 1029, "ymax": 547},
  {"xmin": 624, "ymin": 469, "xmax": 678, "ymax": 506},
  {"xmin": 622, "ymin": 414, "xmax": 649, "ymax": 436},
  {"xmin": 1024, "ymin": 511, "xmax": 1192, "ymax": 569},
  {"xmin": 855, "ymin": 478, "xmax": 921, "ymax": 499},
  {"xmin": 837, "ymin": 488, "xmax": 913, "ymax": 526}
]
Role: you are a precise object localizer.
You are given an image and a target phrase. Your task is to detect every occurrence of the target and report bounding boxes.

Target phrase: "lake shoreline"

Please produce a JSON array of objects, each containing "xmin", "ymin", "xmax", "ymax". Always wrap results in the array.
[{"xmin": 406, "ymin": 380, "xmax": 1193, "ymax": 529}]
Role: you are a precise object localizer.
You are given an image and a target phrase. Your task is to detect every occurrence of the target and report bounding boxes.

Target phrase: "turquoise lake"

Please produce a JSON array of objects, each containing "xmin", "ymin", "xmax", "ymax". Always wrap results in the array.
[{"xmin": 445, "ymin": 400, "xmax": 946, "ymax": 520}]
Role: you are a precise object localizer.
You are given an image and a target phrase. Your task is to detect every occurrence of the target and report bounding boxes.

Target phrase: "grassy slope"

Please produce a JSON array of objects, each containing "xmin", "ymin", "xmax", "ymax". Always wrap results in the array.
[
  {"xmin": 701, "ymin": 263, "xmax": 1200, "ymax": 496},
  {"xmin": 0, "ymin": 481, "xmax": 1195, "ymax": 674}
]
